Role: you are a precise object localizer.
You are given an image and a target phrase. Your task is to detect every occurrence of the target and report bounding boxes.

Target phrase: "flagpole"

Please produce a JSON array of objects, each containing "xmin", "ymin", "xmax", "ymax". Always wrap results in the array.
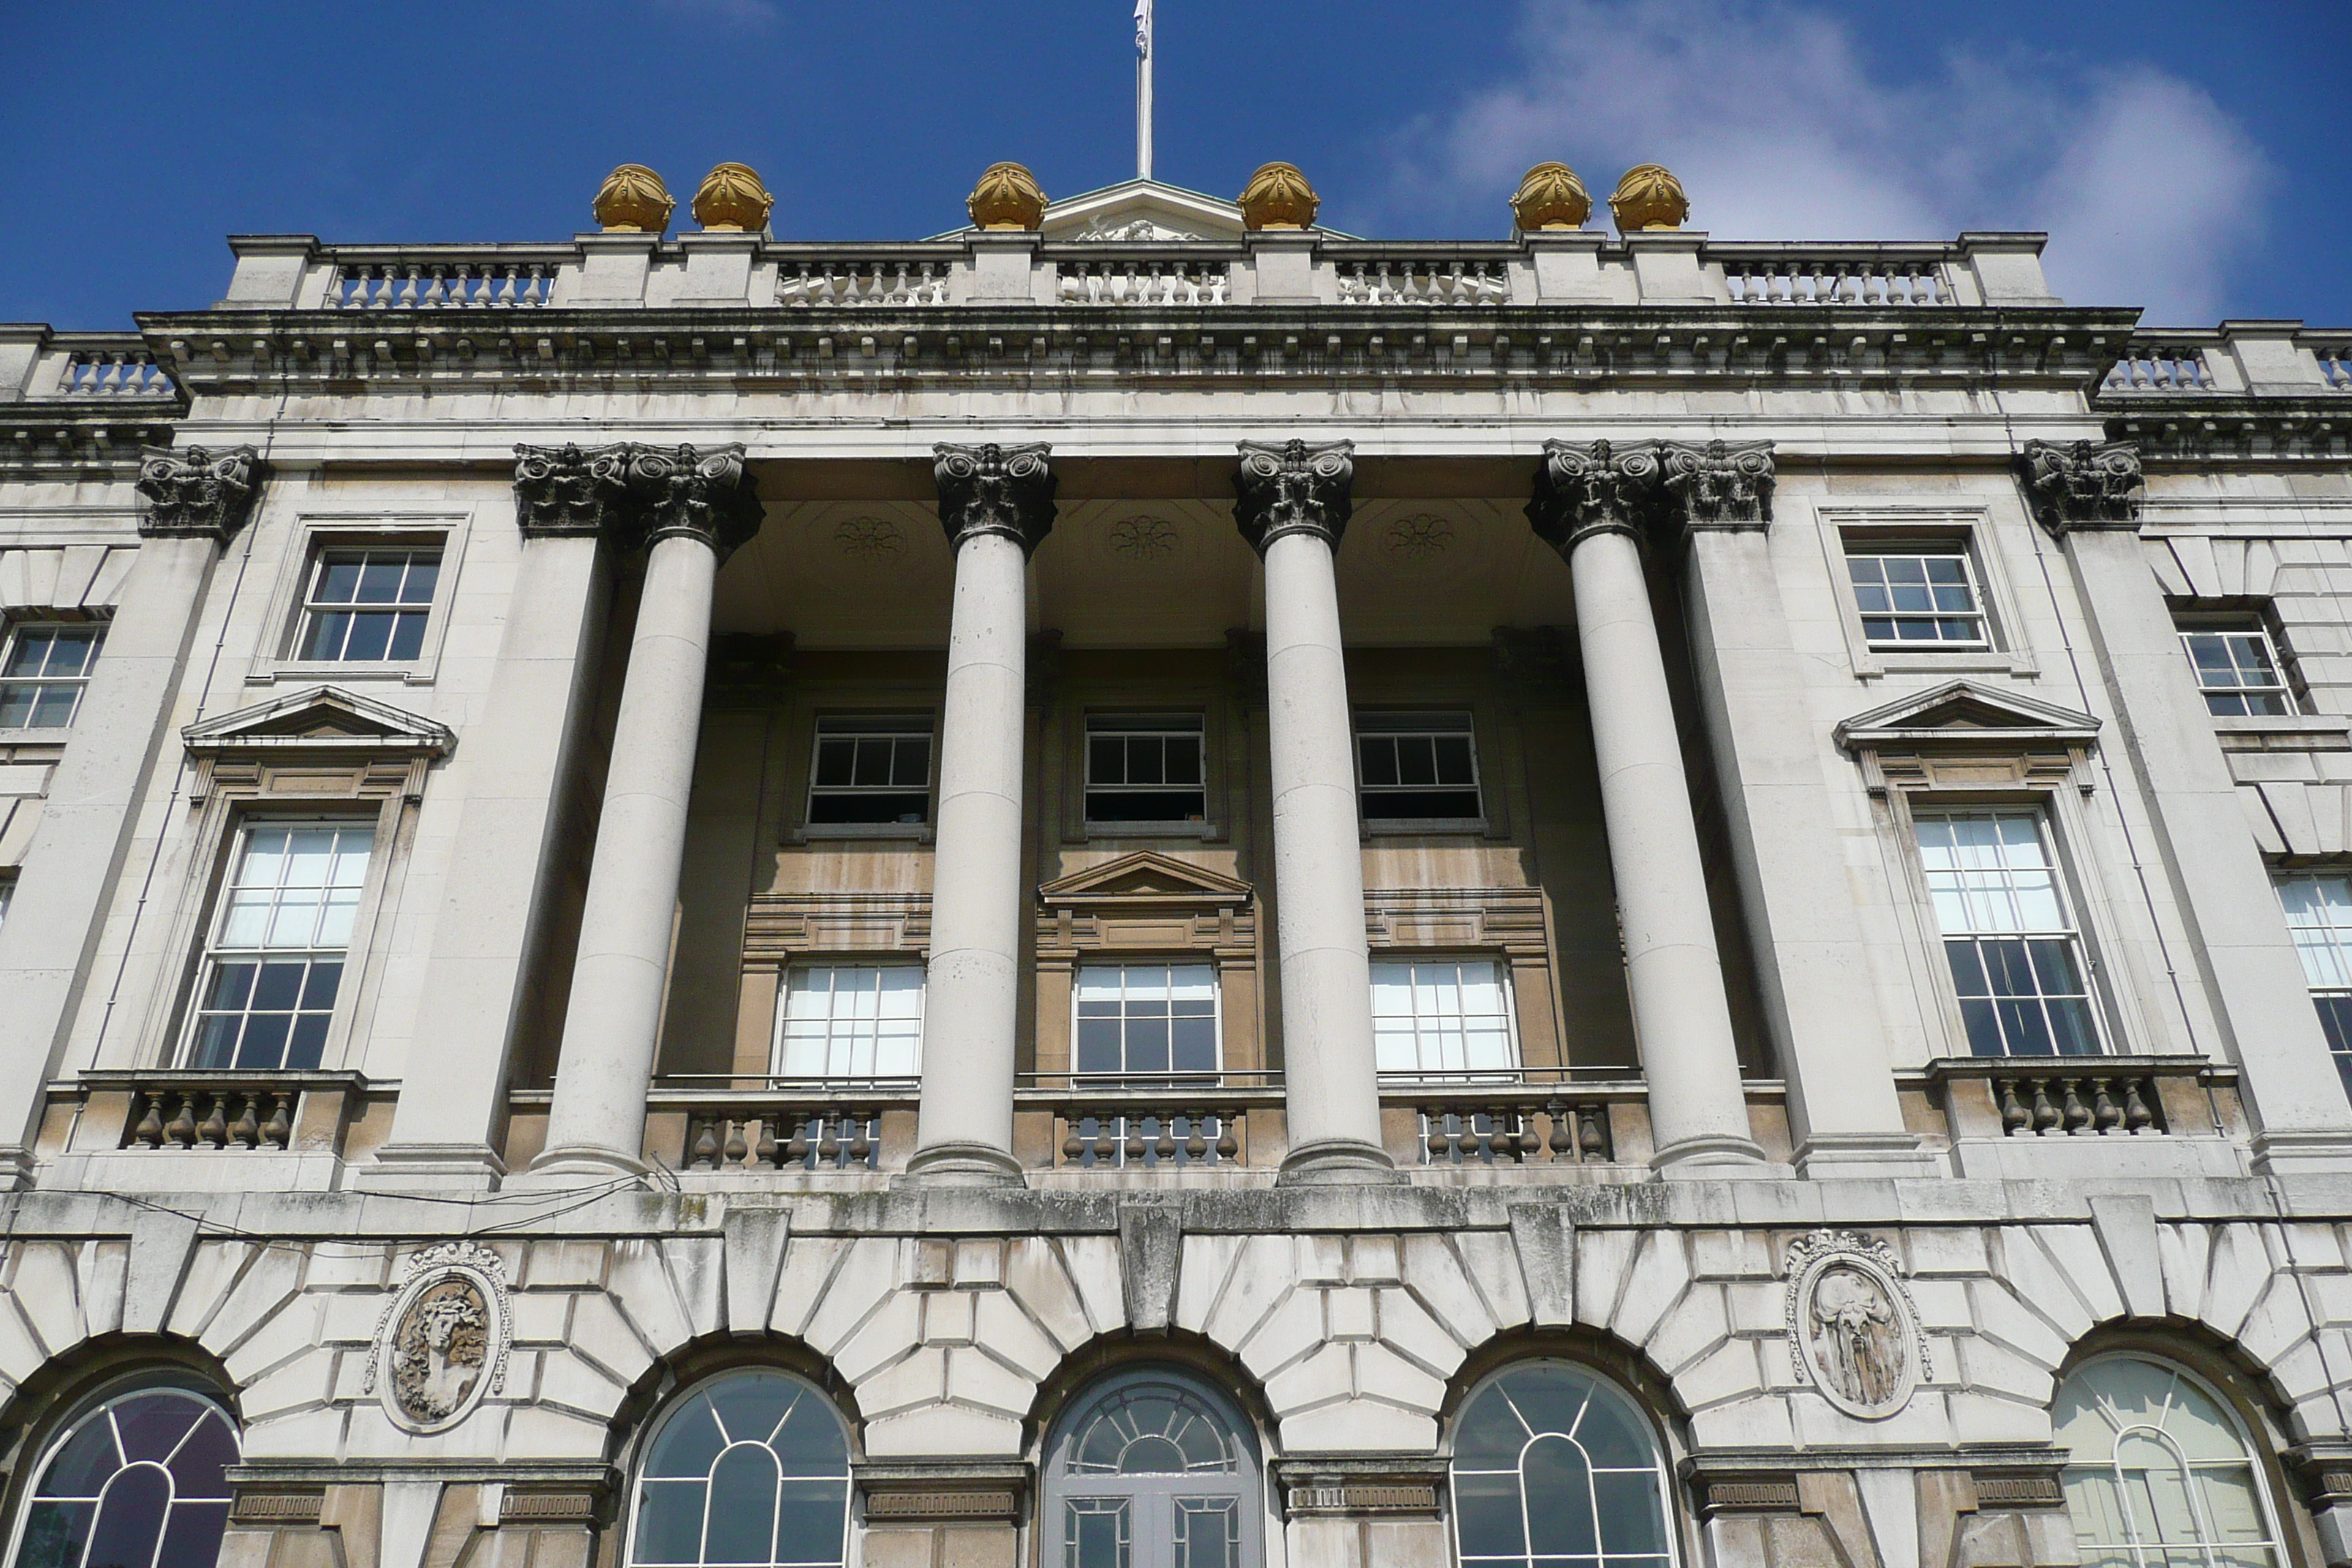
[{"xmin": 1135, "ymin": 0, "xmax": 1154, "ymax": 181}]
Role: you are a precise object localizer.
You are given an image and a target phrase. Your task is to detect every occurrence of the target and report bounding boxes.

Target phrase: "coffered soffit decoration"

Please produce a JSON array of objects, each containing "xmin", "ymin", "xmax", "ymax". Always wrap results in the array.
[
  {"xmin": 183, "ymin": 685, "xmax": 457, "ymax": 760},
  {"xmin": 1835, "ymin": 679, "xmax": 2100, "ymax": 795},
  {"xmin": 1038, "ymin": 851, "xmax": 1252, "ymax": 913}
]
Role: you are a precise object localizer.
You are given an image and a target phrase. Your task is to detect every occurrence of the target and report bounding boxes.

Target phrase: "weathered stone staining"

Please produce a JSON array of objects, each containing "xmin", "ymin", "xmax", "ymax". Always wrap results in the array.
[{"xmin": 0, "ymin": 162, "xmax": 2349, "ymax": 1568}]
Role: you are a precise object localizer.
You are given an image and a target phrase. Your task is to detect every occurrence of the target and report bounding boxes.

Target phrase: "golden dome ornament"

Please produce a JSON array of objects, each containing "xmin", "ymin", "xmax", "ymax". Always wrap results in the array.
[
  {"xmin": 1237, "ymin": 162, "xmax": 1319, "ymax": 231},
  {"xmin": 1608, "ymin": 164, "xmax": 1689, "ymax": 233},
  {"xmin": 1511, "ymin": 162, "xmax": 1591, "ymax": 232},
  {"xmin": 592, "ymin": 165, "xmax": 674, "ymax": 234},
  {"xmin": 967, "ymin": 163, "xmax": 1047, "ymax": 232},
  {"xmin": 691, "ymin": 162, "xmax": 774, "ymax": 233}
]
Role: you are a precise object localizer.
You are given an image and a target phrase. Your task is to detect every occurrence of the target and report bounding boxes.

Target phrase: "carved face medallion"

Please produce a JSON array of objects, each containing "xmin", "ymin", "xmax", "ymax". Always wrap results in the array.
[
  {"xmin": 367, "ymin": 1243, "xmax": 510, "ymax": 1433},
  {"xmin": 1784, "ymin": 1230, "xmax": 1929, "ymax": 1420}
]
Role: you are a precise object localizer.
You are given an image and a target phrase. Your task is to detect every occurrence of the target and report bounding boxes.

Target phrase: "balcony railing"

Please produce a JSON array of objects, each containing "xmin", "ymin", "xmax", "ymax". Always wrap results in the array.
[
  {"xmin": 2104, "ymin": 341, "xmax": 2215, "ymax": 391},
  {"xmin": 53, "ymin": 1071, "xmax": 371, "ymax": 1157},
  {"xmin": 206, "ymin": 233, "xmax": 2083, "ymax": 322},
  {"xmin": 1922, "ymin": 1055, "xmax": 2240, "ymax": 1145}
]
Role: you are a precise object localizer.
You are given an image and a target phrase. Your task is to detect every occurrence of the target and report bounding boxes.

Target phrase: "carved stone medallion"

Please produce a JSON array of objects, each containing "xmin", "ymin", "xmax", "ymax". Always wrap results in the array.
[
  {"xmin": 1385, "ymin": 514, "xmax": 1453, "ymax": 561},
  {"xmin": 1783, "ymin": 1229, "xmax": 1929, "ymax": 1420},
  {"xmin": 833, "ymin": 516, "xmax": 907, "ymax": 559},
  {"xmin": 366, "ymin": 1241, "xmax": 511, "ymax": 1433},
  {"xmin": 1107, "ymin": 516, "xmax": 1180, "ymax": 560}
]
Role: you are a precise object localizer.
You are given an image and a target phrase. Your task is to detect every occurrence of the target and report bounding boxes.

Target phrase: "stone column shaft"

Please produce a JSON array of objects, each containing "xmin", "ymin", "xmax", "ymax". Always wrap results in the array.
[
  {"xmin": 534, "ymin": 532, "xmax": 717, "ymax": 1173},
  {"xmin": 533, "ymin": 443, "xmax": 761, "ymax": 1178},
  {"xmin": 0, "ymin": 446, "xmax": 260, "ymax": 1180},
  {"xmin": 907, "ymin": 443, "xmax": 1056, "ymax": 1183},
  {"xmin": 1531, "ymin": 440, "xmax": 1765, "ymax": 1172},
  {"xmin": 1235, "ymin": 439, "xmax": 1396, "ymax": 1181}
]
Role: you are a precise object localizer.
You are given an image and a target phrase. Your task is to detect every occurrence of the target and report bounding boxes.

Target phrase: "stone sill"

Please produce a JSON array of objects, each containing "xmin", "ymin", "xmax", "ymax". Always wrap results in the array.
[
  {"xmin": 2213, "ymin": 714, "xmax": 2352, "ymax": 749},
  {"xmin": 792, "ymin": 822, "xmax": 933, "ymax": 843}
]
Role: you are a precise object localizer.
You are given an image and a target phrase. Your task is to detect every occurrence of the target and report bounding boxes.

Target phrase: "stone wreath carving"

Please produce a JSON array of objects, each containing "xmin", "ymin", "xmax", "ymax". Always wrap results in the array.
[
  {"xmin": 1782, "ymin": 1229, "xmax": 1930, "ymax": 1420},
  {"xmin": 365, "ymin": 1240, "xmax": 512, "ymax": 1433}
]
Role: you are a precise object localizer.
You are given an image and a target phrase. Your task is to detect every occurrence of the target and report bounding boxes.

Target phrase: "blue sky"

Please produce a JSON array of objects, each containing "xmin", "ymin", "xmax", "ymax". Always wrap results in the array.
[{"xmin": 3, "ymin": 0, "xmax": 2345, "ymax": 330}]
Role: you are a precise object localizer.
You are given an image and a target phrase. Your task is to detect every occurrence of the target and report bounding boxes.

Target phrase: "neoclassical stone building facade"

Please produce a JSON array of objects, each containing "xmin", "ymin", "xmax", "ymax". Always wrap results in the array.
[{"xmin": 0, "ymin": 154, "xmax": 2350, "ymax": 1567}]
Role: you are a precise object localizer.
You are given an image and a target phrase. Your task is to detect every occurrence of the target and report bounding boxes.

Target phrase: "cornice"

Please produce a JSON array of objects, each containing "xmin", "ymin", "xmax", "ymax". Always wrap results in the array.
[
  {"xmin": 0, "ymin": 403, "xmax": 184, "ymax": 481},
  {"xmin": 132, "ymin": 304, "xmax": 2140, "ymax": 399},
  {"xmin": 2100, "ymin": 392, "xmax": 2352, "ymax": 466}
]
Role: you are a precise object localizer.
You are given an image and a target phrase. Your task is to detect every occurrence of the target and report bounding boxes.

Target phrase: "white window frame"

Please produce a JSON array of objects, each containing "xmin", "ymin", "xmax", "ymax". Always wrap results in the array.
[
  {"xmin": 1071, "ymin": 960, "xmax": 1224, "ymax": 1082},
  {"xmin": 1370, "ymin": 956, "xmax": 1523, "ymax": 1080},
  {"xmin": 769, "ymin": 962, "xmax": 924, "ymax": 1084},
  {"xmin": 1908, "ymin": 807, "xmax": 2106, "ymax": 1058},
  {"xmin": 246, "ymin": 514, "xmax": 469, "ymax": 687},
  {"xmin": 802, "ymin": 714, "xmax": 935, "ymax": 836},
  {"xmin": 0, "ymin": 616, "xmax": 106, "ymax": 732},
  {"xmin": 293, "ymin": 545, "xmax": 443, "ymax": 665},
  {"xmin": 2277, "ymin": 870, "xmax": 2352, "ymax": 1097},
  {"xmin": 1084, "ymin": 713, "xmax": 1209, "ymax": 830},
  {"xmin": 2056, "ymin": 1354, "xmax": 2291, "ymax": 1568},
  {"xmin": 1844, "ymin": 541, "xmax": 1991, "ymax": 650},
  {"xmin": 2179, "ymin": 622, "xmax": 2296, "ymax": 717},
  {"xmin": 1813, "ymin": 506, "xmax": 2039, "ymax": 680},
  {"xmin": 1355, "ymin": 710, "xmax": 1485, "ymax": 830},
  {"xmin": 179, "ymin": 818, "xmax": 379, "ymax": 1071}
]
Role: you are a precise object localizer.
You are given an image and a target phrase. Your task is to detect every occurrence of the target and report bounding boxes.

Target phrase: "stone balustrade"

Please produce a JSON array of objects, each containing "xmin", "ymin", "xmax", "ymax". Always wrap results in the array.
[
  {"xmin": 55, "ymin": 1071, "xmax": 369, "ymax": 1157},
  {"xmin": 0, "ymin": 331, "xmax": 180, "ymax": 402},
  {"xmin": 203, "ymin": 230, "xmax": 2078, "ymax": 316},
  {"xmin": 1924, "ymin": 1055, "xmax": 2244, "ymax": 1145},
  {"xmin": 1412, "ymin": 1094, "xmax": 1618, "ymax": 1166},
  {"xmin": 2100, "ymin": 324, "xmax": 2352, "ymax": 396}
]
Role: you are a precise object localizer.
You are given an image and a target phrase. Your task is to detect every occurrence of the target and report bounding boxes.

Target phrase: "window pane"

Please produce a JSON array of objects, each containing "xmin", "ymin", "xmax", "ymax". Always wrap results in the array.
[
  {"xmin": 1369, "ymin": 960, "xmax": 1517, "ymax": 1078},
  {"xmin": 1847, "ymin": 546, "xmax": 1986, "ymax": 645},
  {"xmin": 1073, "ymin": 965, "xmax": 1221, "ymax": 1082},
  {"xmin": 774, "ymin": 967, "xmax": 923, "ymax": 1080},
  {"xmin": 630, "ymin": 1374, "xmax": 847, "ymax": 1568}
]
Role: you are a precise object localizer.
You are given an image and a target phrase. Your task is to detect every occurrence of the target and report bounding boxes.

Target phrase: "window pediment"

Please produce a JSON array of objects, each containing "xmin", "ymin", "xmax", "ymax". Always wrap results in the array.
[
  {"xmin": 182, "ymin": 685, "xmax": 454, "ymax": 802},
  {"xmin": 1835, "ymin": 680, "xmax": 2099, "ymax": 794},
  {"xmin": 1039, "ymin": 850, "xmax": 1252, "ymax": 911}
]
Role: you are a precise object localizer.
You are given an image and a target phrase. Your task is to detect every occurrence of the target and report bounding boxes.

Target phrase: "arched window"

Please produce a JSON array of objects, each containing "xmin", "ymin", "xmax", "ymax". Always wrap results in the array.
[
  {"xmin": 1041, "ymin": 1368, "xmax": 1262, "ymax": 1568},
  {"xmin": 2054, "ymin": 1354, "xmax": 2288, "ymax": 1567},
  {"xmin": 1450, "ymin": 1361, "xmax": 1677, "ymax": 1568},
  {"xmin": 624, "ymin": 1370, "xmax": 850, "ymax": 1568},
  {"xmin": 6, "ymin": 1381, "xmax": 238, "ymax": 1568}
]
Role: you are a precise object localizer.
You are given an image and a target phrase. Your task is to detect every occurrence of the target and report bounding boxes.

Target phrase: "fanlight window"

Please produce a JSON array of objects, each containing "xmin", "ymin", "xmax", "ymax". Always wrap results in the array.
[
  {"xmin": 626, "ymin": 1371, "xmax": 850, "ymax": 1568},
  {"xmin": 7, "ymin": 1384, "xmax": 238, "ymax": 1568},
  {"xmin": 1044, "ymin": 1369, "xmax": 1261, "ymax": 1568},
  {"xmin": 2054, "ymin": 1355, "xmax": 2285, "ymax": 1568},
  {"xmin": 1451, "ymin": 1362, "xmax": 1676, "ymax": 1568}
]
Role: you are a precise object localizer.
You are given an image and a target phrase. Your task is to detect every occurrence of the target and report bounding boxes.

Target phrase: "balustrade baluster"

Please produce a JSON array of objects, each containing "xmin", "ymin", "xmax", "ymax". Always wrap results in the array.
[
  {"xmin": 133, "ymin": 1098, "xmax": 165, "ymax": 1148},
  {"xmin": 784, "ymin": 1115, "xmax": 812, "ymax": 1166},
  {"xmin": 2060, "ymin": 1079, "xmax": 2092, "ymax": 1134},
  {"xmin": 754, "ymin": 1117, "xmax": 780, "ymax": 1167},
  {"xmin": 2123, "ymin": 1079, "xmax": 2157, "ymax": 1133},
  {"xmin": 849, "ymin": 1115, "xmax": 875, "ymax": 1167},
  {"xmin": 723, "ymin": 1119, "xmax": 748, "ymax": 1167},
  {"xmin": 230, "ymin": 1096, "xmax": 260, "ymax": 1149}
]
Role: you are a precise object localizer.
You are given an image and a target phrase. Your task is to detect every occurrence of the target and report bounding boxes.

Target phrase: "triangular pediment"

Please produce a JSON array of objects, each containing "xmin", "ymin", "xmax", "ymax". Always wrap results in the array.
[
  {"xmin": 1039, "ymin": 850, "xmax": 1253, "ymax": 906},
  {"xmin": 184, "ymin": 685, "xmax": 456, "ymax": 757},
  {"xmin": 1835, "ymin": 680, "xmax": 2100, "ymax": 750}
]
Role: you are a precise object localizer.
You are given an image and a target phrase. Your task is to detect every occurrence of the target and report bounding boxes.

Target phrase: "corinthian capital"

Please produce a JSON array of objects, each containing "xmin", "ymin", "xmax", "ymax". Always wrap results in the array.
[
  {"xmin": 1661, "ymin": 440, "xmax": 1775, "ymax": 529},
  {"xmin": 933, "ymin": 442, "xmax": 1057, "ymax": 555},
  {"xmin": 513, "ymin": 442, "xmax": 632, "ymax": 538},
  {"xmin": 512, "ymin": 441, "xmax": 764, "ymax": 557},
  {"xmin": 2018, "ymin": 439, "xmax": 2143, "ymax": 536},
  {"xmin": 136, "ymin": 445, "xmax": 264, "ymax": 540},
  {"xmin": 628, "ymin": 442, "xmax": 764, "ymax": 557},
  {"xmin": 1232, "ymin": 439, "xmax": 1354, "ymax": 555},
  {"xmin": 1526, "ymin": 438, "xmax": 1662, "ymax": 556}
]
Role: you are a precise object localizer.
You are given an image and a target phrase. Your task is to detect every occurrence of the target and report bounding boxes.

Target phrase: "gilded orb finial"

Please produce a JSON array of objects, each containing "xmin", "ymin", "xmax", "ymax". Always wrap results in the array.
[
  {"xmin": 1238, "ymin": 162, "xmax": 1319, "ymax": 231},
  {"xmin": 1511, "ymin": 162, "xmax": 1591, "ymax": 232},
  {"xmin": 1608, "ymin": 164, "xmax": 1689, "ymax": 233},
  {"xmin": 592, "ymin": 165, "xmax": 674, "ymax": 234},
  {"xmin": 692, "ymin": 162, "xmax": 774, "ymax": 233},
  {"xmin": 967, "ymin": 163, "xmax": 1047, "ymax": 232}
]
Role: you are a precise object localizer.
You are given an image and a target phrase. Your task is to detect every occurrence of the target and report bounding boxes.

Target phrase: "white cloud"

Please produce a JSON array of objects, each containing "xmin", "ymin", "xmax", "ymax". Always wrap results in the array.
[{"xmin": 1380, "ymin": 0, "xmax": 2272, "ymax": 323}]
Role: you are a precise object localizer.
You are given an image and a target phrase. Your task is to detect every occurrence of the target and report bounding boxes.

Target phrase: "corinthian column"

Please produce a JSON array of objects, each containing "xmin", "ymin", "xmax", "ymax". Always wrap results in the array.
[
  {"xmin": 1529, "ymin": 440, "xmax": 1765, "ymax": 1172},
  {"xmin": 533, "ymin": 445, "xmax": 762, "ymax": 1177},
  {"xmin": 1235, "ymin": 439, "xmax": 1396, "ymax": 1182},
  {"xmin": 905, "ymin": 443, "xmax": 1055, "ymax": 1183}
]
